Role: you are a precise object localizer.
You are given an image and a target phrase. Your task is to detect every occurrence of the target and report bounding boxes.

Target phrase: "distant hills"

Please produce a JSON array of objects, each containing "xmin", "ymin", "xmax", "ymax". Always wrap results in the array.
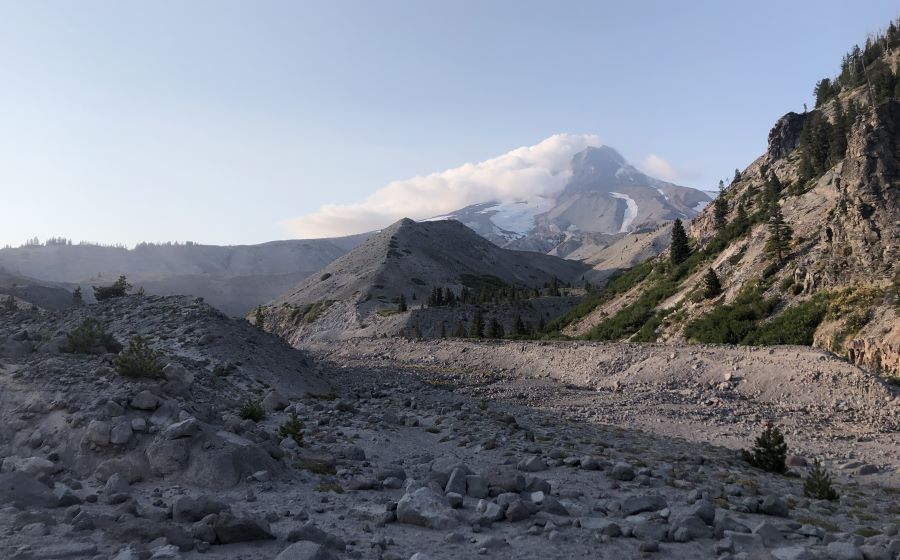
[
  {"xmin": 0, "ymin": 236, "xmax": 367, "ymax": 315},
  {"xmin": 0, "ymin": 145, "xmax": 708, "ymax": 316},
  {"xmin": 258, "ymin": 218, "xmax": 599, "ymax": 343}
]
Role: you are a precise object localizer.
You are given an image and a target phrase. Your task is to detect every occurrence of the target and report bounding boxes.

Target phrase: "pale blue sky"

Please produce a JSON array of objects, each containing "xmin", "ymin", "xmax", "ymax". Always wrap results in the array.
[{"xmin": 1, "ymin": 1, "xmax": 897, "ymax": 246}]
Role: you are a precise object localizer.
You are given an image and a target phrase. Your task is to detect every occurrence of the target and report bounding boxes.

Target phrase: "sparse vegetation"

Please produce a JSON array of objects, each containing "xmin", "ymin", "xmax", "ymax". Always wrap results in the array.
[
  {"xmin": 742, "ymin": 422, "xmax": 787, "ymax": 474},
  {"xmin": 804, "ymin": 458, "xmax": 839, "ymax": 501},
  {"xmin": 115, "ymin": 336, "xmax": 163, "ymax": 378},
  {"xmin": 254, "ymin": 306, "xmax": 265, "ymax": 330},
  {"xmin": 684, "ymin": 282, "xmax": 778, "ymax": 344},
  {"xmin": 63, "ymin": 318, "xmax": 121, "ymax": 354},
  {"xmin": 744, "ymin": 295, "xmax": 831, "ymax": 346},
  {"xmin": 278, "ymin": 412, "xmax": 304, "ymax": 446},
  {"xmin": 93, "ymin": 275, "xmax": 130, "ymax": 301},
  {"xmin": 297, "ymin": 459, "xmax": 336, "ymax": 475},
  {"xmin": 314, "ymin": 482, "xmax": 343, "ymax": 493},
  {"xmin": 288, "ymin": 300, "xmax": 335, "ymax": 324},
  {"xmin": 238, "ymin": 399, "xmax": 266, "ymax": 422}
]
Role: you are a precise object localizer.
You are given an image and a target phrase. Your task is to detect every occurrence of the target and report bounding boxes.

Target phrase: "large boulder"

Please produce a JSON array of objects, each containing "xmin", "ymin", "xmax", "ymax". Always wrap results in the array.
[
  {"xmin": 95, "ymin": 454, "xmax": 149, "ymax": 484},
  {"xmin": 146, "ymin": 437, "xmax": 191, "ymax": 475},
  {"xmin": 182, "ymin": 433, "xmax": 280, "ymax": 489},
  {"xmin": 396, "ymin": 485, "xmax": 458, "ymax": 529},
  {"xmin": 0, "ymin": 471, "xmax": 58, "ymax": 508},
  {"xmin": 274, "ymin": 542, "xmax": 337, "ymax": 560},
  {"xmin": 214, "ymin": 511, "xmax": 275, "ymax": 544},
  {"xmin": 172, "ymin": 495, "xmax": 229, "ymax": 523}
]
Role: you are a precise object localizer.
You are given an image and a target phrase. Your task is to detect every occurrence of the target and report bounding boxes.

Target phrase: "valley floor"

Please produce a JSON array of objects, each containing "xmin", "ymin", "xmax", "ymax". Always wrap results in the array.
[
  {"xmin": 3, "ymin": 297, "xmax": 900, "ymax": 560},
  {"xmin": 313, "ymin": 338, "xmax": 900, "ymax": 487}
]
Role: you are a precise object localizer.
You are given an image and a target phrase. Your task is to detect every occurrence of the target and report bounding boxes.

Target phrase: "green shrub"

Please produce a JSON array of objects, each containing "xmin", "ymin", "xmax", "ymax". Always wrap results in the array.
[
  {"xmin": 278, "ymin": 412, "xmax": 304, "ymax": 446},
  {"xmin": 93, "ymin": 275, "xmax": 130, "ymax": 301},
  {"xmin": 684, "ymin": 283, "xmax": 778, "ymax": 344},
  {"xmin": 804, "ymin": 458, "xmax": 838, "ymax": 500},
  {"xmin": 63, "ymin": 318, "xmax": 121, "ymax": 354},
  {"xmin": 115, "ymin": 336, "xmax": 162, "ymax": 378},
  {"xmin": 545, "ymin": 260, "xmax": 655, "ymax": 334},
  {"xmin": 744, "ymin": 296, "xmax": 830, "ymax": 346},
  {"xmin": 238, "ymin": 399, "xmax": 266, "ymax": 422},
  {"xmin": 742, "ymin": 422, "xmax": 787, "ymax": 474}
]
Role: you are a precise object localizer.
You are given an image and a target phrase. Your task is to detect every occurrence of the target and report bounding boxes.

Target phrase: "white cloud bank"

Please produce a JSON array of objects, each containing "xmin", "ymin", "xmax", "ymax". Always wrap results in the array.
[
  {"xmin": 284, "ymin": 133, "xmax": 603, "ymax": 238},
  {"xmin": 639, "ymin": 154, "xmax": 683, "ymax": 182}
]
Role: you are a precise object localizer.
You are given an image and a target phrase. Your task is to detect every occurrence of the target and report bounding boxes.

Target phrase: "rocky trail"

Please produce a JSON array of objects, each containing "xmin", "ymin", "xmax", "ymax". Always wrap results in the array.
[{"xmin": 1, "ymin": 297, "xmax": 900, "ymax": 560}]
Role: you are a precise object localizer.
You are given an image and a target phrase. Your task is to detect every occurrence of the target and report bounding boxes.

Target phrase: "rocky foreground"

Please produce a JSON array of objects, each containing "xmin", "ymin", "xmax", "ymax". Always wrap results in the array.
[{"xmin": 1, "ymin": 296, "xmax": 900, "ymax": 560}]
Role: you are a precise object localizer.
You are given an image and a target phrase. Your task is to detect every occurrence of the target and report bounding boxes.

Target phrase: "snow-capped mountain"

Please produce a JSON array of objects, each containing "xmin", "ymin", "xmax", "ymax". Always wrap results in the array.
[{"xmin": 431, "ymin": 146, "xmax": 711, "ymax": 255}]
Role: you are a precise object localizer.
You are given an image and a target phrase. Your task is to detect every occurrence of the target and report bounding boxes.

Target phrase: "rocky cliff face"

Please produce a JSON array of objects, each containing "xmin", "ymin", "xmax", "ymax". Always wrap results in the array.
[{"xmin": 554, "ymin": 52, "xmax": 900, "ymax": 377}]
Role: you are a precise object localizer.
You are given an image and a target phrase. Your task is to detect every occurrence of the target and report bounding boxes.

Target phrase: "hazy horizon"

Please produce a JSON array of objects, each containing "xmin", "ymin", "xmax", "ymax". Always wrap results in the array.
[{"xmin": 2, "ymin": 1, "xmax": 898, "ymax": 247}]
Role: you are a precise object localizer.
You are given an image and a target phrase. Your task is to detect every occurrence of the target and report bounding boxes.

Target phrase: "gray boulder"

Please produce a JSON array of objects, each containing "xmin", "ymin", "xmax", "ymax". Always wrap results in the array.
[
  {"xmin": 0, "ymin": 471, "xmax": 58, "ymax": 508},
  {"xmin": 286, "ymin": 521, "xmax": 346, "ymax": 550},
  {"xmin": 396, "ymin": 485, "xmax": 458, "ymax": 529},
  {"xmin": 214, "ymin": 511, "xmax": 275, "ymax": 544},
  {"xmin": 274, "ymin": 542, "xmax": 337, "ymax": 560},
  {"xmin": 172, "ymin": 495, "xmax": 228, "ymax": 523}
]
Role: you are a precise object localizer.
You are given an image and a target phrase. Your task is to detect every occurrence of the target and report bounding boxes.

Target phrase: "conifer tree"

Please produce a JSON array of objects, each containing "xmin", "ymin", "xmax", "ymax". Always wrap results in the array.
[
  {"xmin": 486, "ymin": 317, "xmax": 503, "ymax": 339},
  {"xmin": 804, "ymin": 458, "xmax": 839, "ymax": 501},
  {"xmin": 735, "ymin": 203, "xmax": 749, "ymax": 230},
  {"xmin": 713, "ymin": 197, "xmax": 728, "ymax": 231},
  {"xmin": 764, "ymin": 206, "xmax": 792, "ymax": 261},
  {"xmin": 669, "ymin": 219, "xmax": 690, "ymax": 265},
  {"xmin": 398, "ymin": 293, "xmax": 408, "ymax": 312},
  {"xmin": 469, "ymin": 308, "xmax": 484, "ymax": 338},
  {"xmin": 454, "ymin": 321, "xmax": 467, "ymax": 338},
  {"xmin": 72, "ymin": 286, "xmax": 83, "ymax": 306},
  {"xmin": 733, "ymin": 169, "xmax": 741, "ymax": 183},
  {"xmin": 742, "ymin": 422, "xmax": 788, "ymax": 474},
  {"xmin": 254, "ymin": 306, "xmax": 266, "ymax": 330},
  {"xmin": 444, "ymin": 288, "xmax": 456, "ymax": 306},
  {"xmin": 512, "ymin": 314, "xmax": 526, "ymax": 337},
  {"xmin": 439, "ymin": 321, "xmax": 446, "ymax": 338},
  {"xmin": 703, "ymin": 269, "xmax": 722, "ymax": 299},
  {"xmin": 828, "ymin": 101, "xmax": 848, "ymax": 165}
]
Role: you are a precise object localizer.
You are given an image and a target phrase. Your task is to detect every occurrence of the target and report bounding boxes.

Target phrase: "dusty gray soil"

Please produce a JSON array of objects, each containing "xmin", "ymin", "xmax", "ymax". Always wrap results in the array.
[
  {"xmin": 2, "ymin": 297, "xmax": 900, "ymax": 560},
  {"xmin": 314, "ymin": 338, "xmax": 900, "ymax": 487}
]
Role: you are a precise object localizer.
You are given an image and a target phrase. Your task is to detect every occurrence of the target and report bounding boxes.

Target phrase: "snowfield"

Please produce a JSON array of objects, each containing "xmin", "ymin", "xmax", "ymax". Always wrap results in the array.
[{"xmin": 609, "ymin": 192, "xmax": 638, "ymax": 233}]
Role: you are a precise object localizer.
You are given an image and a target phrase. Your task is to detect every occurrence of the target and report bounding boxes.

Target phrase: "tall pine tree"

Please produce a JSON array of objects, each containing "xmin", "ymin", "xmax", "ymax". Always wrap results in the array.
[
  {"xmin": 670, "ymin": 219, "xmax": 690, "ymax": 265},
  {"xmin": 702, "ymin": 269, "xmax": 723, "ymax": 299},
  {"xmin": 469, "ymin": 308, "xmax": 484, "ymax": 338},
  {"xmin": 713, "ymin": 197, "xmax": 728, "ymax": 231},
  {"xmin": 764, "ymin": 206, "xmax": 792, "ymax": 261}
]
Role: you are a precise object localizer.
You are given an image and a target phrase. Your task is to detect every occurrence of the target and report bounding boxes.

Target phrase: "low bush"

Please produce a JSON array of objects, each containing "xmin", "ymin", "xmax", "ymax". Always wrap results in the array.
[
  {"xmin": 115, "ymin": 336, "xmax": 162, "ymax": 378},
  {"xmin": 238, "ymin": 399, "xmax": 266, "ymax": 422},
  {"xmin": 278, "ymin": 412, "xmax": 304, "ymax": 446},
  {"xmin": 63, "ymin": 318, "xmax": 122, "ymax": 354},
  {"xmin": 684, "ymin": 283, "xmax": 778, "ymax": 344},
  {"xmin": 744, "ymin": 296, "xmax": 831, "ymax": 346},
  {"xmin": 742, "ymin": 422, "xmax": 787, "ymax": 474},
  {"xmin": 93, "ymin": 275, "xmax": 130, "ymax": 301},
  {"xmin": 804, "ymin": 458, "xmax": 838, "ymax": 500}
]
